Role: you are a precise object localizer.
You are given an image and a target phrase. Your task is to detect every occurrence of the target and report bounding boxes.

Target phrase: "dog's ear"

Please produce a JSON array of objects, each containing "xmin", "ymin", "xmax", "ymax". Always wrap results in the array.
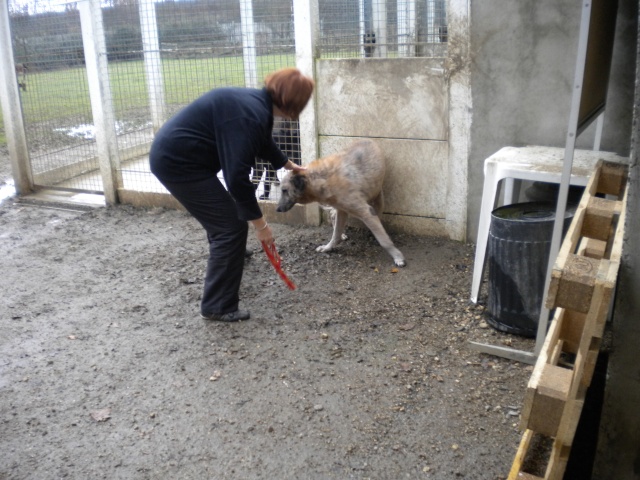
[{"xmin": 291, "ymin": 173, "xmax": 307, "ymax": 192}]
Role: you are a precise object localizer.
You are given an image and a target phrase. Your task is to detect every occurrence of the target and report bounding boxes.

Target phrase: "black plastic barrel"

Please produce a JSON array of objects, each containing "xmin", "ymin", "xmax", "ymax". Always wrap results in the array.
[{"xmin": 487, "ymin": 201, "xmax": 575, "ymax": 337}]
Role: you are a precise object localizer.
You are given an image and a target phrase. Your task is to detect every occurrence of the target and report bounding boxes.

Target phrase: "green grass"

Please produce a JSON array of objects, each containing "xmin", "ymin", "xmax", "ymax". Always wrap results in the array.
[{"xmin": 0, "ymin": 53, "xmax": 294, "ymax": 147}]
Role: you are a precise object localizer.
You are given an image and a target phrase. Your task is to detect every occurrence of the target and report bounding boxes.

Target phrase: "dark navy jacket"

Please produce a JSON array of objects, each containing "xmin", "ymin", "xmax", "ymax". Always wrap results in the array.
[{"xmin": 149, "ymin": 87, "xmax": 288, "ymax": 221}]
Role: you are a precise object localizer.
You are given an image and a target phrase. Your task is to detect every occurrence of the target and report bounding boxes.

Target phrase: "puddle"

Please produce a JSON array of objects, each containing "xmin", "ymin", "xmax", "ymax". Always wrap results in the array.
[
  {"xmin": 0, "ymin": 180, "xmax": 16, "ymax": 204},
  {"xmin": 55, "ymin": 120, "xmax": 152, "ymax": 140}
]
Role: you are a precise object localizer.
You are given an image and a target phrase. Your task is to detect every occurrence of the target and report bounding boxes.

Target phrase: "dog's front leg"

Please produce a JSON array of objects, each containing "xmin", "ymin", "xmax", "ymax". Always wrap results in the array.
[
  {"xmin": 359, "ymin": 214, "xmax": 407, "ymax": 267},
  {"xmin": 316, "ymin": 209, "xmax": 348, "ymax": 253}
]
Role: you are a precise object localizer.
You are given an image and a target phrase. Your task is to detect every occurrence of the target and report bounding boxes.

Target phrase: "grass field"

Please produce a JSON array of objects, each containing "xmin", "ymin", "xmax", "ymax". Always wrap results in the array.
[{"xmin": 0, "ymin": 54, "xmax": 294, "ymax": 148}]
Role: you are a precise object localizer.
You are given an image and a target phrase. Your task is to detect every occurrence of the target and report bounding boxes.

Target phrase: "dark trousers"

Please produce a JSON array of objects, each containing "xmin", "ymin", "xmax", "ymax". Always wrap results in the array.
[{"xmin": 156, "ymin": 175, "xmax": 249, "ymax": 315}]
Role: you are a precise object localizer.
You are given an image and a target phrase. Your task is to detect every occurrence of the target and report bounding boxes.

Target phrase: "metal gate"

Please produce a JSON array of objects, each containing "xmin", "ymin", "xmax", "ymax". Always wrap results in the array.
[
  {"xmin": 1, "ymin": 0, "xmax": 465, "ymax": 239},
  {"xmin": 3, "ymin": 0, "xmax": 299, "ymax": 201}
]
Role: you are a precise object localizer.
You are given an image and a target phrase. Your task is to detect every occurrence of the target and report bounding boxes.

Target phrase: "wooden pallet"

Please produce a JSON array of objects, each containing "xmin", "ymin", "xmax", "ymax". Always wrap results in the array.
[{"xmin": 508, "ymin": 160, "xmax": 628, "ymax": 480}]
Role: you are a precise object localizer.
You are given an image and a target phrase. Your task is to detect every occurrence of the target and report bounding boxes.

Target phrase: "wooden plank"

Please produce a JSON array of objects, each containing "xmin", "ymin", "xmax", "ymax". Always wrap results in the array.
[
  {"xmin": 563, "ymin": 389, "xmax": 587, "ymax": 443},
  {"xmin": 546, "ymin": 162, "xmax": 599, "ymax": 308},
  {"xmin": 508, "ymin": 162, "xmax": 628, "ymax": 480},
  {"xmin": 557, "ymin": 310, "xmax": 587, "ymax": 355},
  {"xmin": 514, "ymin": 472, "xmax": 544, "ymax": 480},
  {"xmin": 508, "ymin": 429, "xmax": 535, "ymax": 480},
  {"xmin": 549, "ymin": 203, "xmax": 588, "ymax": 288},
  {"xmin": 549, "ymin": 339, "xmax": 564, "ymax": 365},
  {"xmin": 597, "ymin": 161, "xmax": 628, "ymax": 196},
  {"xmin": 550, "ymin": 254, "xmax": 599, "ymax": 313},
  {"xmin": 581, "ymin": 336, "xmax": 603, "ymax": 389},
  {"xmin": 520, "ymin": 309, "xmax": 566, "ymax": 429},
  {"xmin": 517, "ymin": 473, "xmax": 544, "ymax": 480},
  {"xmin": 579, "ymin": 237, "xmax": 607, "ymax": 259},
  {"xmin": 545, "ymin": 438, "xmax": 573, "ymax": 480},
  {"xmin": 582, "ymin": 196, "xmax": 618, "ymax": 241},
  {"xmin": 584, "ymin": 159, "xmax": 604, "ymax": 197},
  {"xmin": 524, "ymin": 364, "xmax": 572, "ymax": 437},
  {"xmin": 608, "ymin": 187, "xmax": 628, "ymax": 264},
  {"xmin": 554, "ymin": 263, "xmax": 617, "ymax": 446}
]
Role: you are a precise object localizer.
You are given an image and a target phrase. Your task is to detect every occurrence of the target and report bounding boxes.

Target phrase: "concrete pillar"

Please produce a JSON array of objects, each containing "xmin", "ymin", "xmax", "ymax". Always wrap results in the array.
[
  {"xmin": 293, "ymin": 0, "xmax": 320, "ymax": 225},
  {"xmin": 445, "ymin": 0, "xmax": 470, "ymax": 241},
  {"xmin": 0, "ymin": 1, "xmax": 32, "ymax": 194}
]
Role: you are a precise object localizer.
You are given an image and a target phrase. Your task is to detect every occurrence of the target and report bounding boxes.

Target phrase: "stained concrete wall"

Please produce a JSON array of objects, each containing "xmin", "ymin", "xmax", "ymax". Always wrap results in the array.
[
  {"xmin": 593, "ymin": 12, "xmax": 640, "ymax": 478},
  {"xmin": 315, "ymin": 58, "xmax": 452, "ymax": 237},
  {"xmin": 467, "ymin": 0, "xmax": 637, "ymax": 242}
]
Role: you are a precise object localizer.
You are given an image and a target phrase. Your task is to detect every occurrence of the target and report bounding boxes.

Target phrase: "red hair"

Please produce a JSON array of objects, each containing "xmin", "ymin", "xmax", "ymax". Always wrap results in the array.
[{"xmin": 264, "ymin": 68, "xmax": 314, "ymax": 119}]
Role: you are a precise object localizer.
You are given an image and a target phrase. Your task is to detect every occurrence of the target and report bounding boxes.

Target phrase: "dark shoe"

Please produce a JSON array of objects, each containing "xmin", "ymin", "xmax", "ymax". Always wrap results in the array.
[
  {"xmin": 259, "ymin": 193, "xmax": 270, "ymax": 201},
  {"xmin": 200, "ymin": 310, "xmax": 250, "ymax": 322},
  {"xmin": 245, "ymin": 248, "xmax": 253, "ymax": 258}
]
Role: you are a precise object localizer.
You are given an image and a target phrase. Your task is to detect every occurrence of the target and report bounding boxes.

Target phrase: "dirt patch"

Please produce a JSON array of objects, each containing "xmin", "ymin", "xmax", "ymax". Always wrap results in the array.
[{"xmin": 0, "ymin": 198, "xmax": 535, "ymax": 479}]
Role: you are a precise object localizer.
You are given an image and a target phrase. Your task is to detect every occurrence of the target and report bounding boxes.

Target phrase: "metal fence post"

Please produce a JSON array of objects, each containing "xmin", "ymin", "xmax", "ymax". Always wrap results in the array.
[
  {"xmin": 239, "ymin": 0, "xmax": 258, "ymax": 88},
  {"xmin": 139, "ymin": 0, "xmax": 165, "ymax": 133},
  {"xmin": 78, "ymin": 0, "xmax": 121, "ymax": 205},
  {"xmin": 0, "ymin": 1, "xmax": 32, "ymax": 194}
]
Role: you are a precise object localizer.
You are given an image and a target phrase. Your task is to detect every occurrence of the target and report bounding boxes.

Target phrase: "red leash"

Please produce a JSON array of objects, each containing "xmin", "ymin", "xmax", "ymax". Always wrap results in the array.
[{"xmin": 261, "ymin": 241, "xmax": 296, "ymax": 290}]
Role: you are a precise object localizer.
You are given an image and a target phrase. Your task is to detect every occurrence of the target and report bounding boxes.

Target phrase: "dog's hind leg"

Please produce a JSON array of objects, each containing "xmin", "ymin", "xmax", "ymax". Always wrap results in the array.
[
  {"xmin": 316, "ymin": 209, "xmax": 348, "ymax": 253},
  {"xmin": 357, "ymin": 208, "xmax": 406, "ymax": 267},
  {"xmin": 371, "ymin": 192, "xmax": 384, "ymax": 216}
]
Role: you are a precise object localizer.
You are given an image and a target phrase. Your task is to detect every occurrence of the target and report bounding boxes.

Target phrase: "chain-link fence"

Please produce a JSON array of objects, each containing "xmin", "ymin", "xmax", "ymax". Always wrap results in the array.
[
  {"xmin": 6, "ymin": 0, "xmax": 300, "ymax": 200},
  {"xmin": 4, "ymin": 0, "xmax": 445, "ymax": 201},
  {"xmin": 318, "ymin": 0, "xmax": 447, "ymax": 59},
  {"xmin": 8, "ymin": 5, "xmax": 99, "ymax": 192}
]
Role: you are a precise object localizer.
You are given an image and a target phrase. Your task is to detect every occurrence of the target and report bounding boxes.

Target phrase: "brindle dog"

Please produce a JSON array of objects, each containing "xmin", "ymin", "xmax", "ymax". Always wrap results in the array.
[{"xmin": 276, "ymin": 139, "xmax": 406, "ymax": 267}]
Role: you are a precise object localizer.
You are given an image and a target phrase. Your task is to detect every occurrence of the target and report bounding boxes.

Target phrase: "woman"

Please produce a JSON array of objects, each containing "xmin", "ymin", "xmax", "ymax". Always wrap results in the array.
[{"xmin": 150, "ymin": 68, "xmax": 314, "ymax": 322}]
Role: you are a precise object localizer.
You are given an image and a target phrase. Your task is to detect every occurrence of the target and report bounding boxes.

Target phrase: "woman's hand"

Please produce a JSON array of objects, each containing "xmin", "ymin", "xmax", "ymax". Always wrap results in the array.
[
  {"xmin": 285, "ymin": 159, "xmax": 306, "ymax": 173},
  {"xmin": 251, "ymin": 218, "xmax": 274, "ymax": 247}
]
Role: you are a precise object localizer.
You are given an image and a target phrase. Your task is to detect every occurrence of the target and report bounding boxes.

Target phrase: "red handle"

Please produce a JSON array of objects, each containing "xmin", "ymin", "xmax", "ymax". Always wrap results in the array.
[{"xmin": 261, "ymin": 241, "xmax": 296, "ymax": 290}]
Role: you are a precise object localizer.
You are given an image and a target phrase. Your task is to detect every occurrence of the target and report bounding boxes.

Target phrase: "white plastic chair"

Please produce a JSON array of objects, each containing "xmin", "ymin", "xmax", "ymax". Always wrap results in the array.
[{"xmin": 469, "ymin": 145, "xmax": 625, "ymax": 304}]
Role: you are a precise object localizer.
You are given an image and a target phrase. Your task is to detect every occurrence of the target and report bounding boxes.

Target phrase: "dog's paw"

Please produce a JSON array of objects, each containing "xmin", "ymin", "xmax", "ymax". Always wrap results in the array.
[
  {"xmin": 316, "ymin": 244, "xmax": 334, "ymax": 253},
  {"xmin": 394, "ymin": 258, "xmax": 407, "ymax": 267}
]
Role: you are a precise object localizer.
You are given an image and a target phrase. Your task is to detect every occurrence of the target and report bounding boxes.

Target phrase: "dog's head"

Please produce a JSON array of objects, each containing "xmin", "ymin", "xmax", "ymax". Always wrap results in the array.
[{"xmin": 276, "ymin": 172, "xmax": 307, "ymax": 212}]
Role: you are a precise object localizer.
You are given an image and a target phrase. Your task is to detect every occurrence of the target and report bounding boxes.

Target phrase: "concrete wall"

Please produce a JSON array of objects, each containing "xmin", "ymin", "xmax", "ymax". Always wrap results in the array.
[
  {"xmin": 467, "ymin": 0, "xmax": 637, "ymax": 242},
  {"xmin": 593, "ymin": 10, "xmax": 640, "ymax": 477},
  {"xmin": 314, "ymin": 58, "xmax": 452, "ymax": 237}
]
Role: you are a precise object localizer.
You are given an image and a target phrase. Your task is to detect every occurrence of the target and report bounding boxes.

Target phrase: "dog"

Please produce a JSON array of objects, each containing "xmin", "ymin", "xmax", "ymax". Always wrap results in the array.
[{"xmin": 276, "ymin": 139, "xmax": 406, "ymax": 267}]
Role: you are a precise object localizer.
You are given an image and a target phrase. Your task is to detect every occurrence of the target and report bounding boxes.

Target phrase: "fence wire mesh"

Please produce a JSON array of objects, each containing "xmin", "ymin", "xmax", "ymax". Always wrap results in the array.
[
  {"xmin": 318, "ymin": 0, "xmax": 447, "ymax": 58},
  {"xmin": 8, "ymin": 4, "xmax": 100, "ymax": 192},
  {"xmin": 5, "ymin": 0, "xmax": 445, "ymax": 201},
  {"xmin": 6, "ymin": 0, "xmax": 299, "ymax": 201}
]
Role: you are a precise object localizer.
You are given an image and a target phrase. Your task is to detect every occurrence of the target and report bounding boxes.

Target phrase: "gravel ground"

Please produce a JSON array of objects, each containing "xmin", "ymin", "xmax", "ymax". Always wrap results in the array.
[{"xmin": 0, "ymin": 176, "xmax": 538, "ymax": 479}]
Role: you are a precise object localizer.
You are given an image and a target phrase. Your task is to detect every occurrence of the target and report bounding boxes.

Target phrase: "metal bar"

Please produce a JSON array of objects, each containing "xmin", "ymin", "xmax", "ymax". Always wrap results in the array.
[
  {"xmin": 593, "ymin": 112, "xmax": 605, "ymax": 151},
  {"xmin": 79, "ymin": 0, "xmax": 121, "ymax": 204},
  {"xmin": 535, "ymin": 0, "xmax": 593, "ymax": 356},
  {"xmin": 0, "ymin": 1, "xmax": 33, "ymax": 194},
  {"xmin": 467, "ymin": 342, "xmax": 538, "ymax": 365},
  {"xmin": 469, "ymin": 1, "xmax": 595, "ymax": 361},
  {"xmin": 139, "ymin": 0, "xmax": 166, "ymax": 132},
  {"xmin": 240, "ymin": 0, "xmax": 258, "ymax": 88}
]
